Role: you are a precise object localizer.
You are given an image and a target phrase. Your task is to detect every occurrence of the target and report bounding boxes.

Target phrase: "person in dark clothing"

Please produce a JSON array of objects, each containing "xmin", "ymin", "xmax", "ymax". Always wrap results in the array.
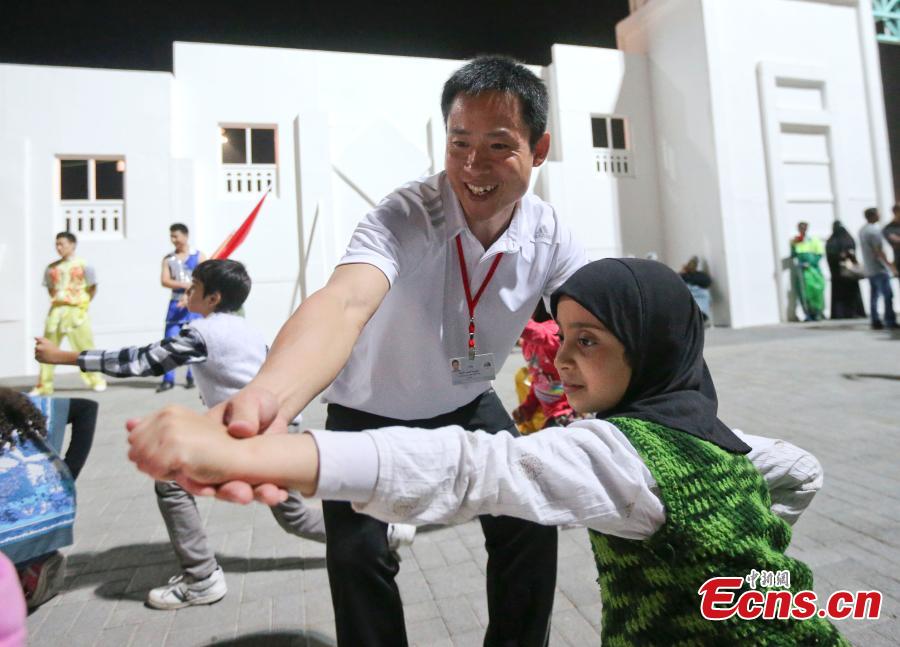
[
  {"xmin": 679, "ymin": 256, "xmax": 712, "ymax": 323},
  {"xmin": 825, "ymin": 221, "xmax": 866, "ymax": 319},
  {"xmin": 883, "ymin": 204, "xmax": 900, "ymax": 275}
]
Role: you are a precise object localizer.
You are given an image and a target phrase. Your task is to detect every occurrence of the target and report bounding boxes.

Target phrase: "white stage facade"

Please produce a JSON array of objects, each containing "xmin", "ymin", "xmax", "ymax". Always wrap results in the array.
[{"xmin": 0, "ymin": 0, "xmax": 893, "ymax": 378}]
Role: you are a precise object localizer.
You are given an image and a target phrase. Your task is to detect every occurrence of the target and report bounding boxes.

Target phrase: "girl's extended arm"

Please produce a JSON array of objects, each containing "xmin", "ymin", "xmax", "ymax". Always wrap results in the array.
[
  {"xmin": 324, "ymin": 420, "xmax": 664, "ymax": 539},
  {"xmin": 127, "ymin": 408, "xmax": 665, "ymax": 539}
]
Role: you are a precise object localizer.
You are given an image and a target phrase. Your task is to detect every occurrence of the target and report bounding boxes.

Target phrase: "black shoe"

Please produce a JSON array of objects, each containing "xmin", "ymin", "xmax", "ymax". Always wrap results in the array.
[
  {"xmin": 185, "ymin": 378, "xmax": 195, "ymax": 390},
  {"xmin": 872, "ymin": 321, "xmax": 884, "ymax": 330},
  {"xmin": 156, "ymin": 381, "xmax": 175, "ymax": 393}
]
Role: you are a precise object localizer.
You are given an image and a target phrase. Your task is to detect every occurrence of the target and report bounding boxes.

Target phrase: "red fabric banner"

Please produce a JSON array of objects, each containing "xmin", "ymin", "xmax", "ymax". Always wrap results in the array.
[{"xmin": 211, "ymin": 191, "xmax": 270, "ymax": 260}]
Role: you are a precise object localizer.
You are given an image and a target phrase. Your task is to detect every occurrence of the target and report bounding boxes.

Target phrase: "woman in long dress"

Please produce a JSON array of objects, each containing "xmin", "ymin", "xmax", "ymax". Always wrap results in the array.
[{"xmin": 825, "ymin": 221, "xmax": 865, "ymax": 319}]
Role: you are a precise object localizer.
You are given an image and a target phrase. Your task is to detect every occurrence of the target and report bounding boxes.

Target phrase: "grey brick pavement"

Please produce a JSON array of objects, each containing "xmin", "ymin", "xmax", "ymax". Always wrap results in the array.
[{"xmin": 4, "ymin": 320, "xmax": 898, "ymax": 645}]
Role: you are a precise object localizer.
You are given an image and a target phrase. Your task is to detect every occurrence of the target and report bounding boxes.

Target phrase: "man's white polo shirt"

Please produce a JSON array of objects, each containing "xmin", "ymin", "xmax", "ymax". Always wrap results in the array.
[{"xmin": 321, "ymin": 171, "xmax": 586, "ymax": 420}]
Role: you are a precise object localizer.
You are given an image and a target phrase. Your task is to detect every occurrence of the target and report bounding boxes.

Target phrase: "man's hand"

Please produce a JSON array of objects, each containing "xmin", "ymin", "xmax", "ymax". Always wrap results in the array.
[
  {"xmin": 34, "ymin": 337, "xmax": 77, "ymax": 365},
  {"xmin": 203, "ymin": 386, "xmax": 292, "ymax": 505},
  {"xmin": 208, "ymin": 384, "xmax": 289, "ymax": 438}
]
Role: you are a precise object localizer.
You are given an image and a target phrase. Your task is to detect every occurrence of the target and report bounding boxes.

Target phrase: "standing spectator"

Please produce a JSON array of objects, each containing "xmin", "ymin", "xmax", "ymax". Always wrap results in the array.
[
  {"xmin": 679, "ymin": 256, "xmax": 712, "ymax": 324},
  {"xmin": 158, "ymin": 223, "xmax": 206, "ymax": 393},
  {"xmin": 31, "ymin": 232, "xmax": 107, "ymax": 396},
  {"xmin": 825, "ymin": 222, "xmax": 866, "ymax": 319},
  {"xmin": 883, "ymin": 203, "xmax": 900, "ymax": 281},
  {"xmin": 859, "ymin": 208, "xmax": 898, "ymax": 330},
  {"xmin": 790, "ymin": 222, "xmax": 826, "ymax": 321}
]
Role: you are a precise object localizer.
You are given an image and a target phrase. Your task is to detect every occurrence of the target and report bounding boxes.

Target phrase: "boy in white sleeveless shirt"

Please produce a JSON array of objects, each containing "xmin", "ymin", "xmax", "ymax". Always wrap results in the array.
[{"xmin": 35, "ymin": 259, "xmax": 414, "ymax": 608}]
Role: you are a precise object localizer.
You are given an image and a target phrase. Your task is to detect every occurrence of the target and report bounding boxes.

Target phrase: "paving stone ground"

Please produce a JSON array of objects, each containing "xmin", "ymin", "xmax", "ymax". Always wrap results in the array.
[{"xmin": 4, "ymin": 319, "xmax": 898, "ymax": 646}]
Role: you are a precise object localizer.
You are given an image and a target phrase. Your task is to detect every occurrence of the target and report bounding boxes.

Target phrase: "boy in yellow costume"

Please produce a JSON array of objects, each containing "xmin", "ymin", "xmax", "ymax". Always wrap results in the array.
[{"xmin": 31, "ymin": 232, "xmax": 106, "ymax": 395}]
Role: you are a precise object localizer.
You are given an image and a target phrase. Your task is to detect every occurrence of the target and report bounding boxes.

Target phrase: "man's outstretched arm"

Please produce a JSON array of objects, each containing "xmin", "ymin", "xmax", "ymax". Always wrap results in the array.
[{"xmin": 214, "ymin": 262, "xmax": 390, "ymax": 434}]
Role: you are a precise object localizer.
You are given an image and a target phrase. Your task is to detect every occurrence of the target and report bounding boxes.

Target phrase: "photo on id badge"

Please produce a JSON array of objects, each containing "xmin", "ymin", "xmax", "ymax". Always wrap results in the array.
[{"xmin": 450, "ymin": 353, "xmax": 497, "ymax": 385}]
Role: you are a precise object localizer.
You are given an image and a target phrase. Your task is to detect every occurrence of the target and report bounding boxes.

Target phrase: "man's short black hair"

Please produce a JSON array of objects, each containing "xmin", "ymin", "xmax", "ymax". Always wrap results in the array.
[
  {"xmin": 56, "ymin": 231, "xmax": 77, "ymax": 244},
  {"xmin": 192, "ymin": 259, "xmax": 251, "ymax": 312},
  {"xmin": 864, "ymin": 207, "xmax": 879, "ymax": 222},
  {"xmin": 170, "ymin": 223, "xmax": 189, "ymax": 235},
  {"xmin": 441, "ymin": 55, "xmax": 549, "ymax": 150}
]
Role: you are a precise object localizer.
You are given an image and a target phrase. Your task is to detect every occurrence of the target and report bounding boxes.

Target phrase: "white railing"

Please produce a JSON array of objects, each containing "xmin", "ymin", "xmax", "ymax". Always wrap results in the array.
[
  {"xmin": 222, "ymin": 165, "xmax": 276, "ymax": 194},
  {"xmin": 594, "ymin": 150, "xmax": 634, "ymax": 178},
  {"xmin": 58, "ymin": 201, "xmax": 125, "ymax": 240}
]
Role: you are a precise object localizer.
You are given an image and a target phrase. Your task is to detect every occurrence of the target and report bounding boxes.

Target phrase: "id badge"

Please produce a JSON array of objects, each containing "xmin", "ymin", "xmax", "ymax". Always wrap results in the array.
[{"xmin": 450, "ymin": 353, "xmax": 497, "ymax": 385}]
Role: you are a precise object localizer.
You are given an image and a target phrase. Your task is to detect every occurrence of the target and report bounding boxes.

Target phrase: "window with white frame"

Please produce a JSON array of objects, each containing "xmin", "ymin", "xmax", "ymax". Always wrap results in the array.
[
  {"xmin": 57, "ymin": 157, "xmax": 126, "ymax": 239},
  {"xmin": 590, "ymin": 116, "xmax": 633, "ymax": 178},
  {"xmin": 220, "ymin": 125, "xmax": 277, "ymax": 195}
]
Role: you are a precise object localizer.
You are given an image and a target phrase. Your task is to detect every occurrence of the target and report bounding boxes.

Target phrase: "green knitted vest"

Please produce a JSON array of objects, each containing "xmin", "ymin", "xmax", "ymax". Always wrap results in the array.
[{"xmin": 588, "ymin": 417, "xmax": 848, "ymax": 646}]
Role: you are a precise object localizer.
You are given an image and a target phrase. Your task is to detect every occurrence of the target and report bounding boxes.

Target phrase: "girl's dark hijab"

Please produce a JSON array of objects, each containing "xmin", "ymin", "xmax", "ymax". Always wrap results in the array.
[{"xmin": 550, "ymin": 258, "xmax": 751, "ymax": 454}]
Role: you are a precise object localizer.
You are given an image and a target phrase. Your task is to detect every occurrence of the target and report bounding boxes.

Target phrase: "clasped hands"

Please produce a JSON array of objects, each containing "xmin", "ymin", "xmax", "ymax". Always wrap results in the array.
[{"xmin": 126, "ymin": 386, "xmax": 292, "ymax": 505}]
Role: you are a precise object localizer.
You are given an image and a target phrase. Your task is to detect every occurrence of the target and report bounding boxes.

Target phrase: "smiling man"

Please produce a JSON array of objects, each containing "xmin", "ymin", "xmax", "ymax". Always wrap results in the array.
[{"xmin": 175, "ymin": 56, "xmax": 586, "ymax": 646}]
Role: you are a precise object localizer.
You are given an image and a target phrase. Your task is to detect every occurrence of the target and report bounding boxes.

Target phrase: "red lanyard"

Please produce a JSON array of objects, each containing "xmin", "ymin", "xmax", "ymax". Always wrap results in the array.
[{"xmin": 455, "ymin": 234, "xmax": 503, "ymax": 358}]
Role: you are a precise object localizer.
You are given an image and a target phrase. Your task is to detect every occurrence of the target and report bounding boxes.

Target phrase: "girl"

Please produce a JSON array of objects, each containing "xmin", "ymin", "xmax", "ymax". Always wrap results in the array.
[{"xmin": 127, "ymin": 259, "xmax": 845, "ymax": 644}]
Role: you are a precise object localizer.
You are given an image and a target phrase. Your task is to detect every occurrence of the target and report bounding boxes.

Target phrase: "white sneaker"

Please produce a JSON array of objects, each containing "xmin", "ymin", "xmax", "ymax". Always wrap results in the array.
[
  {"xmin": 387, "ymin": 523, "xmax": 417, "ymax": 551},
  {"xmin": 91, "ymin": 382, "xmax": 107, "ymax": 392},
  {"xmin": 146, "ymin": 567, "xmax": 227, "ymax": 610}
]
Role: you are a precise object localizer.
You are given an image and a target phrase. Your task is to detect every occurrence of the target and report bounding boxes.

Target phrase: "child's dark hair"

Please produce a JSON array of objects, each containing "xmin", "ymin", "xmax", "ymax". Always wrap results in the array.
[
  {"xmin": 56, "ymin": 231, "xmax": 77, "ymax": 244},
  {"xmin": 0, "ymin": 388, "xmax": 47, "ymax": 448},
  {"xmin": 170, "ymin": 223, "xmax": 189, "ymax": 235},
  {"xmin": 192, "ymin": 259, "xmax": 251, "ymax": 312}
]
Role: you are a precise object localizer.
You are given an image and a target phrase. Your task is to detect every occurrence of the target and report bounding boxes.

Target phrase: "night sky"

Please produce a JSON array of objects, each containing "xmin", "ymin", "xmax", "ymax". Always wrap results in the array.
[{"xmin": 0, "ymin": 1, "xmax": 630, "ymax": 71}]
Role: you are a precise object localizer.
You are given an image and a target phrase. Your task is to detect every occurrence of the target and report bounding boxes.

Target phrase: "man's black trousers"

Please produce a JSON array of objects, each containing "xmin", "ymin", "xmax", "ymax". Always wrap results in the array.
[{"xmin": 323, "ymin": 390, "xmax": 558, "ymax": 647}]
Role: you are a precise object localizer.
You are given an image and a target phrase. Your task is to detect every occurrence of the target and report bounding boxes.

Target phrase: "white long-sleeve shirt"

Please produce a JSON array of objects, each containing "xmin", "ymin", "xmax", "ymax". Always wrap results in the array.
[{"xmin": 309, "ymin": 421, "xmax": 822, "ymax": 540}]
